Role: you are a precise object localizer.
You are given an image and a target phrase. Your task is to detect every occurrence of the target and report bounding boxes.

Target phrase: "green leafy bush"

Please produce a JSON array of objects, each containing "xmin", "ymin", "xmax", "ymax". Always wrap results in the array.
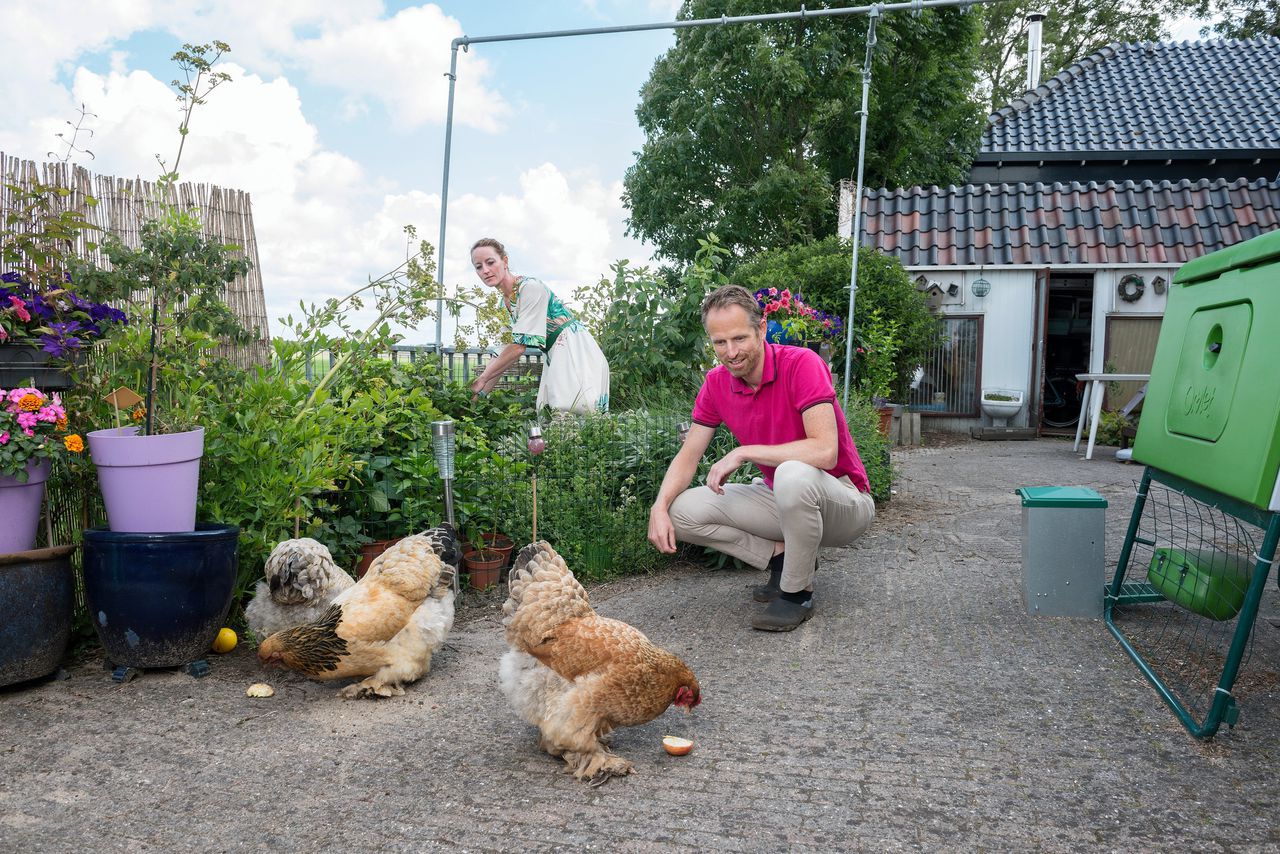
[{"xmin": 735, "ymin": 237, "xmax": 941, "ymax": 399}]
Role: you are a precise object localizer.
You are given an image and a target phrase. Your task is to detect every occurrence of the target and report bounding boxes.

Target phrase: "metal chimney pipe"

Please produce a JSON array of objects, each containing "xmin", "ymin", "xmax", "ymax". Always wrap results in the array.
[{"xmin": 1025, "ymin": 11, "xmax": 1047, "ymax": 90}]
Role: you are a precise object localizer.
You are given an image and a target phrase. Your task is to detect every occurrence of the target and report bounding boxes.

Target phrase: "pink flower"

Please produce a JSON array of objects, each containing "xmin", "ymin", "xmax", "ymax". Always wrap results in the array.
[
  {"xmin": 0, "ymin": 328, "xmax": 7, "ymax": 342},
  {"xmin": 768, "ymin": 288, "xmax": 778, "ymax": 296},
  {"xmin": 0, "ymin": 431, "xmax": 8, "ymax": 445},
  {"xmin": 7, "ymin": 296, "xmax": 30, "ymax": 323},
  {"xmin": 16, "ymin": 411, "xmax": 38, "ymax": 430}
]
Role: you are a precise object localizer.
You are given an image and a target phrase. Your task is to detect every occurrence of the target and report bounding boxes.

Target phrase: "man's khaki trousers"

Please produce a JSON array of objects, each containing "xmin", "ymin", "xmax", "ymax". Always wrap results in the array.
[{"xmin": 669, "ymin": 459, "xmax": 876, "ymax": 594}]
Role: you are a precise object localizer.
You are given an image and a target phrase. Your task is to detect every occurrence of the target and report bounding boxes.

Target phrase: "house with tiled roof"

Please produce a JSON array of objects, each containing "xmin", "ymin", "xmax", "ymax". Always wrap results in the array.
[{"xmin": 839, "ymin": 37, "xmax": 1280, "ymax": 433}]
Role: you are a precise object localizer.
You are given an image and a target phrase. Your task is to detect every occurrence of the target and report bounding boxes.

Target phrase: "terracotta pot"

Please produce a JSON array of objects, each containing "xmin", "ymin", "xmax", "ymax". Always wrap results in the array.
[
  {"xmin": 463, "ymin": 548, "xmax": 504, "ymax": 591},
  {"xmin": 876, "ymin": 406, "xmax": 894, "ymax": 437},
  {"xmin": 479, "ymin": 533, "xmax": 514, "ymax": 568},
  {"xmin": 356, "ymin": 538, "xmax": 401, "ymax": 578}
]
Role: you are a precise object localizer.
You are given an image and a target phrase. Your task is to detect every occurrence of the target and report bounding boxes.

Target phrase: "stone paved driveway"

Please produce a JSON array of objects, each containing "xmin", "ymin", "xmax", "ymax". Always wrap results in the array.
[{"xmin": 3, "ymin": 437, "xmax": 1279, "ymax": 852}]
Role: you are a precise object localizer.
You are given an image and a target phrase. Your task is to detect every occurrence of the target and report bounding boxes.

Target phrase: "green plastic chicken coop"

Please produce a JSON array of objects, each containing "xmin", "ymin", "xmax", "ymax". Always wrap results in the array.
[{"xmin": 1107, "ymin": 228, "xmax": 1280, "ymax": 738}]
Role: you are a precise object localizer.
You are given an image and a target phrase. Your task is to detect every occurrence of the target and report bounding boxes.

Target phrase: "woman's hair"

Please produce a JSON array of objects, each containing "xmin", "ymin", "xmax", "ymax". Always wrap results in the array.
[
  {"xmin": 701, "ymin": 284, "xmax": 762, "ymax": 326},
  {"xmin": 470, "ymin": 237, "xmax": 507, "ymax": 259}
]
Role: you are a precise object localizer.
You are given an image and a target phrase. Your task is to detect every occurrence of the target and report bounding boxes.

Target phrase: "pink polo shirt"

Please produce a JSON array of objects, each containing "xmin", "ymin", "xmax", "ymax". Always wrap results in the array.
[{"xmin": 691, "ymin": 343, "xmax": 870, "ymax": 492}]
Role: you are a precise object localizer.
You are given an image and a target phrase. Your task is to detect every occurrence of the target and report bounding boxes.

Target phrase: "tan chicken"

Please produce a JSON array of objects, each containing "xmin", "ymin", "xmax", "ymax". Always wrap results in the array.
[
  {"xmin": 244, "ymin": 538, "xmax": 355, "ymax": 642},
  {"xmin": 257, "ymin": 525, "xmax": 458, "ymax": 699},
  {"xmin": 499, "ymin": 541, "xmax": 701, "ymax": 784}
]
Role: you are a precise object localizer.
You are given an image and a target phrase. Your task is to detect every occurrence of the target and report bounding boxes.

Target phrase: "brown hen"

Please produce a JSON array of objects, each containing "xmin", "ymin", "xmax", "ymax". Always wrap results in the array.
[{"xmin": 499, "ymin": 541, "xmax": 700, "ymax": 784}]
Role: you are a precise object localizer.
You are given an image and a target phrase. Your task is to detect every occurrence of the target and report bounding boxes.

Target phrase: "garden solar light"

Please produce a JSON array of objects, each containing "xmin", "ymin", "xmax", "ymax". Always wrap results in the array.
[
  {"xmin": 527, "ymin": 424, "xmax": 546, "ymax": 456},
  {"xmin": 431, "ymin": 419, "xmax": 459, "ymax": 592},
  {"xmin": 528, "ymin": 424, "xmax": 545, "ymax": 541}
]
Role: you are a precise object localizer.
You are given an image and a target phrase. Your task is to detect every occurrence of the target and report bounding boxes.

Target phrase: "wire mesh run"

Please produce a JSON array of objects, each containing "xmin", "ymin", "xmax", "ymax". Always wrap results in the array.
[{"xmin": 1106, "ymin": 467, "xmax": 1280, "ymax": 737}]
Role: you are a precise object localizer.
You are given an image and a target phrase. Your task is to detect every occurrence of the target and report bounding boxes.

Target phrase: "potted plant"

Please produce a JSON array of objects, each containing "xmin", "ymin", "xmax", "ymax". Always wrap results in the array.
[
  {"xmin": 0, "ymin": 387, "xmax": 84, "ymax": 687},
  {"xmin": 850, "ymin": 308, "xmax": 903, "ymax": 435},
  {"xmin": 461, "ymin": 521, "xmax": 505, "ymax": 591},
  {"xmin": 1, "ymin": 180, "xmax": 126, "ymax": 390},
  {"xmin": 752, "ymin": 287, "xmax": 844, "ymax": 354},
  {"xmin": 79, "ymin": 210, "xmax": 252, "ymax": 532},
  {"xmin": 0, "ymin": 386, "xmax": 84, "ymax": 554}
]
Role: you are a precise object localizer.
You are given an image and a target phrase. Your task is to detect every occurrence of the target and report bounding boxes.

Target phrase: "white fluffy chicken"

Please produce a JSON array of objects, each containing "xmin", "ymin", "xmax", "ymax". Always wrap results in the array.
[
  {"xmin": 244, "ymin": 538, "xmax": 355, "ymax": 642},
  {"xmin": 257, "ymin": 525, "xmax": 458, "ymax": 699}
]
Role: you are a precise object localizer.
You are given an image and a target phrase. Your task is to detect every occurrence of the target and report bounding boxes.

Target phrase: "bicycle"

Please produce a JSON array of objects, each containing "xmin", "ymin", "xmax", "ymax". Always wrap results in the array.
[{"xmin": 1042, "ymin": 374, "xmax": 1082, "ymax": 428}]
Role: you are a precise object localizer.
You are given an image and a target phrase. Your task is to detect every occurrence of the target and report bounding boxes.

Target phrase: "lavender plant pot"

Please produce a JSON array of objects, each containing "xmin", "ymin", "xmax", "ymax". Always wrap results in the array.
[
  {"xmin": 87, "ymin": 426, "xmax": 204, "ymax": 533},
  {"xmin": 0, "ymin": 459, "xmax": 50, "ymax": 555}
]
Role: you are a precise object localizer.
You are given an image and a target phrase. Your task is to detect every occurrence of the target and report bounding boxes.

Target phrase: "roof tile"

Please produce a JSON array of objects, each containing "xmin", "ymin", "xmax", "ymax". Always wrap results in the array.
[
  {"xmin": 980, "ymin": 38, "xmax": 1280, "ymax": 155},
  {"xmin": 852, "ymin": 178, "xmax": 1280, "ymax": 267}
]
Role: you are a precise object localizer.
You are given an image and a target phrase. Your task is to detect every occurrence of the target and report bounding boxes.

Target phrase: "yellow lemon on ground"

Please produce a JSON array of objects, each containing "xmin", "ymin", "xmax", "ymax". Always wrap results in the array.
[{"xmin": 211, "ymin": 627, "xmax": 238, "ymax": 654}]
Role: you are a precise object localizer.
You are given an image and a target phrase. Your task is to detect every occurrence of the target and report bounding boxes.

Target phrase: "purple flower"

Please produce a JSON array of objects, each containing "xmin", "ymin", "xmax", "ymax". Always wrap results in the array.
[{"xmin": 40, "ymin": 334, "xmax": 79, "ymax": 358}]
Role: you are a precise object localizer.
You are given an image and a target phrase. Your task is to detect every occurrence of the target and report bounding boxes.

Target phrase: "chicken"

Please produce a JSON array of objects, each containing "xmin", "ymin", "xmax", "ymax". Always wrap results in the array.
[
  {"xmin": 257, "ymin": 525, "xmax": 458, "ymax": 699},
  {"xmin": 498, "ymin": 541, "xmax": 701, "ymax": 784},
  {"xmin": 244, "ymin": 538, "xmax": 355, "ymax": 642}
]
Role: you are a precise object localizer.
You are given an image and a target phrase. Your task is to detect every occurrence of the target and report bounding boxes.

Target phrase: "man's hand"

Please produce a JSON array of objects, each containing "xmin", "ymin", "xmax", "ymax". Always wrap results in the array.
[
  {"xmin": 705, "ymin": 449, "xmax": 742, "ymax": 495},
  {"xmin": 648, "ymin": 505, "xmax": 678, "ymax": 553}
]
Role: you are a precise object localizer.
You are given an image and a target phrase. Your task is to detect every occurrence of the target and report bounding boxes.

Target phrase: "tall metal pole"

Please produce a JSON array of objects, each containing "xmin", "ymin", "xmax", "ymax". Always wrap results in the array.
[
  {"xmin": 842, "ymin": 8, "xmax": 878, "ymax": 409},
  {"xmin": 433, "ymin": 0, "xmax": 997, "ymax": 349},
  {"xmin": 435, "ymin": 42, "xmax": 461, "ymax": 353}
]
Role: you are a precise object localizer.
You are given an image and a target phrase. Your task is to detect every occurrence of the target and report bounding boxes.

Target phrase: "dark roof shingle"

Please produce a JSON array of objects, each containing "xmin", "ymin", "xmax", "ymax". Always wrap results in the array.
[
  {"xmin": 857, "ymin": 178, "xmax": 1280, "ymax": 267},
  {"xmin": 981, "ymin": 38, "xmax": 1280, "ymax": 156}
]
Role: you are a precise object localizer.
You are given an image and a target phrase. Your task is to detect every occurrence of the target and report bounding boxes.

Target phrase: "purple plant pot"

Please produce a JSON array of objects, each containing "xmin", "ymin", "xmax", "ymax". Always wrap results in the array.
[
  {"xmin": 87, "ymin": 426, "xmax": 204, "ymax": 533},
  {"xmin": 0, "ymin": 459, "xmax": 50, "ymax": 555}
]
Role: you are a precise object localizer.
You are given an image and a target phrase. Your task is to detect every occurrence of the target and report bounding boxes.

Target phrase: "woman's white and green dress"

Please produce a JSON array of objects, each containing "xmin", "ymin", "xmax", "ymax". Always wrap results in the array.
[{"xmin": 507, "ymin": 276, "xmax": 610, "ymax": 413}]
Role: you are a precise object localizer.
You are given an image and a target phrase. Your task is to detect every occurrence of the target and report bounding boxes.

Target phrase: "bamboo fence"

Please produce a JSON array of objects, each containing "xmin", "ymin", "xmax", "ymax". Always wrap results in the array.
[{"xmin": 0, "ymin": 152, "xmax": 271, "ymax": 366}]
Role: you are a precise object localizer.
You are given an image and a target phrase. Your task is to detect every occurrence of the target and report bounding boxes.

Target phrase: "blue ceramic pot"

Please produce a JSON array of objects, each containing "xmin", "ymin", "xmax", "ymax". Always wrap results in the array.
[
  {"xmin": 0, "ymin": 545, "xmax": 75, "ymax": 687},
  {"xmin": 82, "ymin": 524, "xmax": 239, "ymax": 669},
  {"xmin": 765, "ymin": 319, "xmax": 799, "ymax": 345}
]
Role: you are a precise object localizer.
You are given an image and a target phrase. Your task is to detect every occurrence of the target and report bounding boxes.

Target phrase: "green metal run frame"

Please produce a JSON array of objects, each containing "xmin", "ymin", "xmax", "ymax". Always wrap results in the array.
[{"xmin": 1105, "ymin": 465, "xmax": 1280, "ymax": 739}]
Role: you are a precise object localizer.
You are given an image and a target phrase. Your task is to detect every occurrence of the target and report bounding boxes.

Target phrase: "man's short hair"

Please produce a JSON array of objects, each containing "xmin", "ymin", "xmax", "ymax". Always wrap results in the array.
[{"xmin": 701, "ymin": 284, "xmax": 762, "ymax": 326}]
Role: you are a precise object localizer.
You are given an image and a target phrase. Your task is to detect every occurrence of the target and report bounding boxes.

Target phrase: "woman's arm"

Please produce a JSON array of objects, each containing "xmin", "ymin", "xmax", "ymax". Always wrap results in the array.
[{"xmin": 470, "ymin": 342, "xmax": 527, "ymax": 395}]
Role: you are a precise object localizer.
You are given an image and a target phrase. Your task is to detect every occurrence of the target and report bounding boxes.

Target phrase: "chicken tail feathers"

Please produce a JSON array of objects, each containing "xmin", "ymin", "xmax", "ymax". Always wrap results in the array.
[
  {"xmin": 502, "ymin": 541, "xmax": 592, "ymax": 648},
  {"xmin": 419, "ymin": 523, "xmax": 460, "ymax": 595}
]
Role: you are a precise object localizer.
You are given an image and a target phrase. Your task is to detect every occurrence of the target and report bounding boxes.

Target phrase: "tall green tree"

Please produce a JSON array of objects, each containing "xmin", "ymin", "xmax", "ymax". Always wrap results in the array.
[
  {"xmin": 976, "ymin": 1, "xmax": 1191, "ymax": 113},
  {"xmin": 1188, "ymin": 0, "xmax": 1280, "ymax": 37},
  {"xmin": 623, "ymin": 0, "xmax": 985, "ymax": 264}
]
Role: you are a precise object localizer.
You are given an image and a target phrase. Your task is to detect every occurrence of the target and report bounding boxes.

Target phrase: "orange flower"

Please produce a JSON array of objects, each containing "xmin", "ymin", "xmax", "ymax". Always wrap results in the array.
[
  {"xmin": 131, "ymin": 406, "xmax": 146, "ymax": 422},
  {"xmin": 56, "ymin": 415, "xmax": 68, "ymax": 430},
  {"xmin": 17, "ymin": 393, "xmax": 42, "ymax": 412},
  {"xmin": 63, "ymin": 434, "xmax": 84, "ymax": 453}
]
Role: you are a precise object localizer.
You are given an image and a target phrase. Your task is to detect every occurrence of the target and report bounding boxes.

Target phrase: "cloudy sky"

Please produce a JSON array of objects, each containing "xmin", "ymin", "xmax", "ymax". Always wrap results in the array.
[
  {"xmin": 0, "ymin": 0, "xmax": 682, "ymax": 341},
  {"xmin": 1, "ymin": 2, "xmax": 1210, "ymax": 343}
]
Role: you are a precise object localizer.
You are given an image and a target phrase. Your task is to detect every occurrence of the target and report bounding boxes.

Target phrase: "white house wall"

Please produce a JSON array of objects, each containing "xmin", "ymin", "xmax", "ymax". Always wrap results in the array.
[
  {"xmin": 1088, "ymin": 268, "xmax": 1174, "ymax": 373},
  {"xmin": 905, "ymin": 265, "xmax": 1175, "ymax": 431},
  {"xmin": 910, "ymin": 269, "xmax": 1037, "ymax": 428}
]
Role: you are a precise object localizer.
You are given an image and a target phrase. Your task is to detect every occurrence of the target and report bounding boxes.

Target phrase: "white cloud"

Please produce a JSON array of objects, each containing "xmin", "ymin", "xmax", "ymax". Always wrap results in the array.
[
  {"xmin": 292, "ymin": 4, "xmax": 509, "ymax": 131},
  {"xmin": 0, "ymin": 2, "xmax": 654, "ymax": 345}
]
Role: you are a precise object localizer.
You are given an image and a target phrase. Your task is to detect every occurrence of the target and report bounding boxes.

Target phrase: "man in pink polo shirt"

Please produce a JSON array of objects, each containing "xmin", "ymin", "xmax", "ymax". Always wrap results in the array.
[{"xmin": 648, "ymin": 284, "xmax": 876, "ymax": 631}]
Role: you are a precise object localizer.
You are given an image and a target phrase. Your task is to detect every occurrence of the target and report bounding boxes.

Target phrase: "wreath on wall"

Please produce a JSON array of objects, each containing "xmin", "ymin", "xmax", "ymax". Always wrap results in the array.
[{"xmin": 1117, "ymin": 274, "xmax": 1145, "ymax": 302}]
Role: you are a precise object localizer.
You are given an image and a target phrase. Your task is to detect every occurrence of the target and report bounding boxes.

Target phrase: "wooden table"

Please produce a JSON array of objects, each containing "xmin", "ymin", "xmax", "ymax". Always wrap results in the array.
[{"xmin": 1073, "ymin": 372, "xmax": 1151, "ymax": 460}]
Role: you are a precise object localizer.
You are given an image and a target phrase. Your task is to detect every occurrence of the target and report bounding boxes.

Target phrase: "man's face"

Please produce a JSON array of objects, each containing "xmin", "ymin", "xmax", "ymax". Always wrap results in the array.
[{"xmin": 705, "ymin": 304, "xmax": 767, "ymax": 383}]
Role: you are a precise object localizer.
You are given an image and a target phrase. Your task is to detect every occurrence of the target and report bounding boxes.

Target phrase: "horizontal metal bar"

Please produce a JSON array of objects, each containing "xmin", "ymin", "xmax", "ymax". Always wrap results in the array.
[{"xmin": 455, "ymin": 0, "xmax": 997, "ymax": 48}]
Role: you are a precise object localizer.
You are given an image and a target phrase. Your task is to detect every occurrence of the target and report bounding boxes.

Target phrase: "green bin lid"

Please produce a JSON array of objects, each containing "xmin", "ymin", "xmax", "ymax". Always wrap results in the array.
[
  {"xmin": 1015, "ymin": 485, "xmax": 1108, "ymax": 508},
  {"xmin": 1174, "ymin": 229, "xmax": 1280, "ymax": 285}
]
